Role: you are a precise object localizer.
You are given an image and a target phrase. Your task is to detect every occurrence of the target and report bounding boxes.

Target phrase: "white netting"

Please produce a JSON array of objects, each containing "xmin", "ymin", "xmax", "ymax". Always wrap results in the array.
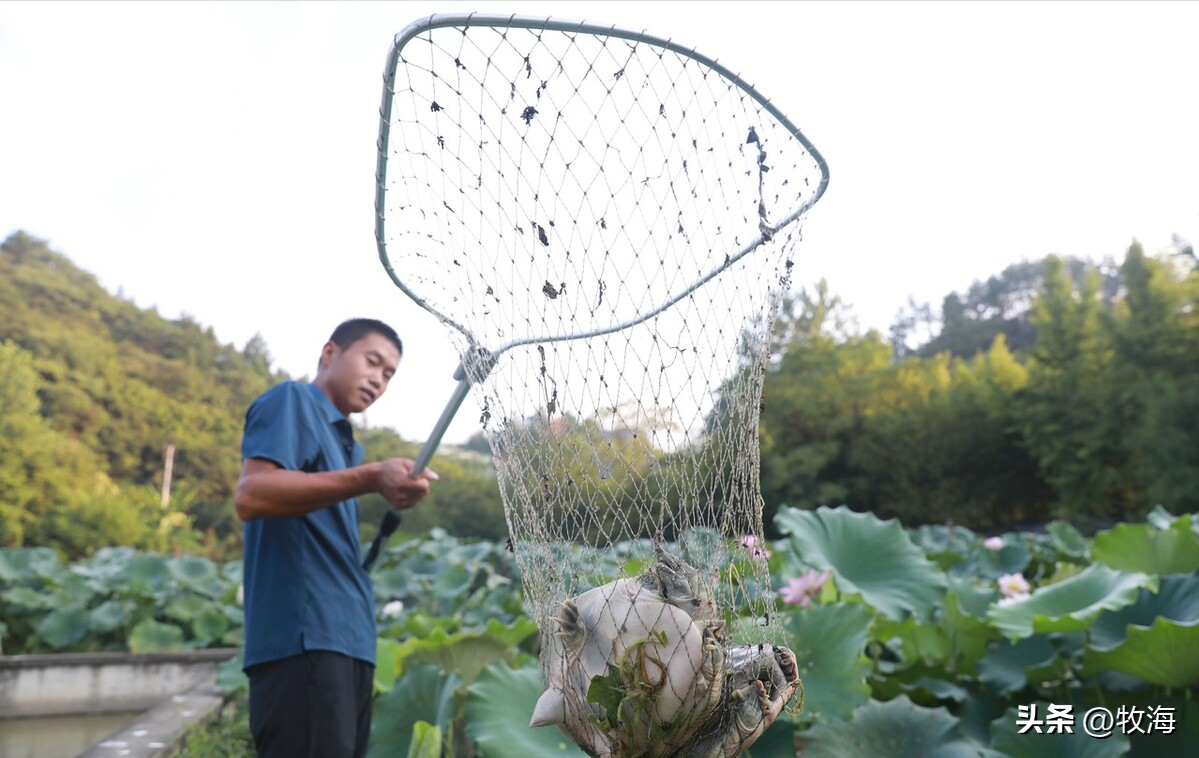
[{"xmin": 377, "ymin": 15, "xmax": 825, "ymax": 758}]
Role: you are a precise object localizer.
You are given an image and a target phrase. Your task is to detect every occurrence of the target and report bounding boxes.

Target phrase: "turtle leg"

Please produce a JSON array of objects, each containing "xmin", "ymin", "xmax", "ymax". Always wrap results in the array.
[
  {"xmin": 700, "ymin": 622, "xmax": 724, "ymax": 690},
  {"xmin": 728, "ymin": 645, "xmax": 800, "ymax": 741},
  {"xmin": 554, "ymin": 599, "xmax": 586, "ymax": 655}
]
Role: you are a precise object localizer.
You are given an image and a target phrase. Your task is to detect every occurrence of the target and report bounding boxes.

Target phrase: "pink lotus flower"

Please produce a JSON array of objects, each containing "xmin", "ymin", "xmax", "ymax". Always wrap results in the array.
[
  {"xmin": 983, "ymin": 536, "xmax": 1005, "ymax": 551},
  {"xmin": 997, "ymin": 572, "xmax": 1031, "ymax": 599},
  {"xmin": 741, "ymin": 534, "xmax": 772, "ymax": 561},
  {"xmin": 779, "ymin": 569, "xmax": 830, "ymax": 607}
]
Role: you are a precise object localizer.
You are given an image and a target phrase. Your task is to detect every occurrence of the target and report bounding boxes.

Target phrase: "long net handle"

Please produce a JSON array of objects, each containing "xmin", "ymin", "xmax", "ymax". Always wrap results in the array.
[{"xmin": 363, "ymin": 362, "xmax": 481, "ymax": 570}]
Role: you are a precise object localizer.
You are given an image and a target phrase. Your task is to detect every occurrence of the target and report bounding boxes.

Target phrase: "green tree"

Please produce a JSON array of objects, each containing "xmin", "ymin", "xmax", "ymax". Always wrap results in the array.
[
  {"xmin": 852, "ymin": 336, "xmax": 1050, "ymax": 527},
  {"xmin": 891, "ymin": 256, "xmax": 1120, "ymax": 360},
  {"xmin": 1105, "ymin": 243, "xmax": 1199, "ymax": 515},
  {"xmin": 0, "ymin": 339, "xmax": 152, "ymax": 552},
  {"xmin": 1, "ymin": 231, "xmax": 285, "ymax": 557},
  {"xmin": 757, "ymin": 282, "xmax": 892, "ymax": 528},
  {"xmin": 1016, "ymin": 256, "xmax": 1121, "ymax": 521}
]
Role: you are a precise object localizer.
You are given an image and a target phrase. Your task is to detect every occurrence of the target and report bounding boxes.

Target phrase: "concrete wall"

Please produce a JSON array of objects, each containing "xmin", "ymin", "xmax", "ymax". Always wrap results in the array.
[{"xmin": 0, "ymin": 649, "xmax": 238, "ymax": 718}]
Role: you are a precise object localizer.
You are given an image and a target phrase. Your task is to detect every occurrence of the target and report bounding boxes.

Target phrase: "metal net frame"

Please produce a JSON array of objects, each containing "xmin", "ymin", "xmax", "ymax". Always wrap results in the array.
[{"xmin": 373, "ymin": 13, "xmax": 828, "ymax": 757}]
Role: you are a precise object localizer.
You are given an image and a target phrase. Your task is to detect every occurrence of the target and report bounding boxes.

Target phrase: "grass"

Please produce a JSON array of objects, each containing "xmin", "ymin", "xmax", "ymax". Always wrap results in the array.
[{"xmin": 171, "ymin": 696, "xmax": 254, "ymax": 758}]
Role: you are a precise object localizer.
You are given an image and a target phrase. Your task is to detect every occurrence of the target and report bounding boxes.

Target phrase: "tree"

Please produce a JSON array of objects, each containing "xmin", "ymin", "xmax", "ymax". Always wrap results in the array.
[
  {"xmin": 1, "ymin": 231, "xmax": 283, "ymax": 557},
  {"xmin": 891, "ymin": 256, "xmax": 1121, "ymax": 360},
  {"xmin": 1015, "ymin": 256, "xmax": 1121, "ymax": 522},
  {"xmin": 1104, "ymin": 243, "xmax": 1199, "ymax": 515},
  {"xmin": 852, "ymin": 336, "xmax": 1050, "ymax": 527},
  {"xmin": 0, "ymin": 339, "xmax": 155, "ymax": 554},
  {"xmin": 757, "ymin": 283, "xmax": 892, "ymax": 529}
]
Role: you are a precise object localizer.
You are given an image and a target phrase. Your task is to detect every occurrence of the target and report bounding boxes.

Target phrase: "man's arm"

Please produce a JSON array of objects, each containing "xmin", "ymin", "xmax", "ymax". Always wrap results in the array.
[{"xmin": 234, "ymin": 457, "xmax": 436, "ymax": 521}]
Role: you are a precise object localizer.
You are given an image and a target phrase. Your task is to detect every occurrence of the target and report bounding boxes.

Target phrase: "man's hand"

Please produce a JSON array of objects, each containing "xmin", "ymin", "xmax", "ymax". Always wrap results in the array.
[
  {"xmin": 235, "ymin": 457, "xmax": 438, "ymax": 521},
  {"xmin": 374, "ymin": 458, "xmax": 439, "ymax": 510}
]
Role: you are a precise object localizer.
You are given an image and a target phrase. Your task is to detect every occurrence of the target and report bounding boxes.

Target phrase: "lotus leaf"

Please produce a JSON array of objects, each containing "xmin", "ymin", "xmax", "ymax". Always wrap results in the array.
[
  {"xmin": 800, "ymin": 695, "xmax": 983, "ymax": 758},
  {"xmin": 987, "ymin": 564, "xmax": 1156, "ymax": 638},
  {"xmin": 775, "ymin": 506, "xmax": 947, "ymax": 620},
  {"xmin": 1091, "ymin": 515, "xmax": 1199, "ymax": 575}
]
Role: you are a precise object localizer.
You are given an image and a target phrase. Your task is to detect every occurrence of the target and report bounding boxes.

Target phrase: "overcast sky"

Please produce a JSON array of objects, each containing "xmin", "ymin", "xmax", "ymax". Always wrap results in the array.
[{"xmin": 2, "ymin": 1, "xmax": 1196, "ymax": 445}]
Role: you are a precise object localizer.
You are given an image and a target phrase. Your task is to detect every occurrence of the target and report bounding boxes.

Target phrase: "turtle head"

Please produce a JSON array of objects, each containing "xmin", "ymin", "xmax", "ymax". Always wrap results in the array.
[{"xmin": 643, "ymin": 550, "xmax": 717, "ymax": 620}]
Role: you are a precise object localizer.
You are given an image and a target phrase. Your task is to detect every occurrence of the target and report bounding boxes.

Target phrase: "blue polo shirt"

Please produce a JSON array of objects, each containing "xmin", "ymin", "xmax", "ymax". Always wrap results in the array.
[{"xmin": 240, "ymin": 381, "xmax": 376, "ymax": 669}]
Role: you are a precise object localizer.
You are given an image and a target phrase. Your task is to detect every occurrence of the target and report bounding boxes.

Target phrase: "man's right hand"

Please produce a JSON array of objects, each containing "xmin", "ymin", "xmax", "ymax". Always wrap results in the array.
[{"xmin": 374, "ymin": 458, "xmax": 439, "ymax": 510}]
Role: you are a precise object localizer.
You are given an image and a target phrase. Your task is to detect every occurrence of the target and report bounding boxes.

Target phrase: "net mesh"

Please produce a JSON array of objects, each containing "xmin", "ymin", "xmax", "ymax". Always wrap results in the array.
[{"xmin": 377, "ymin": 15, "xmax": 825, "ymax": 757}]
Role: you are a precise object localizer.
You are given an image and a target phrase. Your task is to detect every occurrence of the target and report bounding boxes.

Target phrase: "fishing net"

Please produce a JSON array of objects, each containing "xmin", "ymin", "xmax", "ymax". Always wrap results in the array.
[{"xmin": 374, "ymin": 14, "xmax": 828, "ymax": 757}]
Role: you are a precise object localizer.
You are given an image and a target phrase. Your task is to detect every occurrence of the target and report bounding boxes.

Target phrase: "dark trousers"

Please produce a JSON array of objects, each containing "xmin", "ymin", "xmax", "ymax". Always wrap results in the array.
[{"xmin": 247, "ymin": 651, "xmax": 374, "ymax": 758}]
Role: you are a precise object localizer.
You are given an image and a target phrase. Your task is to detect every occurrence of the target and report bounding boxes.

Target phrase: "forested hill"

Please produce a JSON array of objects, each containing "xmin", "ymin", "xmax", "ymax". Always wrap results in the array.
[
  {"xmin": 1, "ymin": 230, "xmax": 509, "ymax": 560},
  {"xmin": 0, "ymin": 231, "xmax": 293, "ymax": 555}
]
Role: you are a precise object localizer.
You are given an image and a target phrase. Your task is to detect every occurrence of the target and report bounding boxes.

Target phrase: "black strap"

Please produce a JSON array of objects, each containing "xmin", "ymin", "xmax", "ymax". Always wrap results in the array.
[{"xmin": 362, "ymin": 509, "xmax": 401, "ymax": 570}]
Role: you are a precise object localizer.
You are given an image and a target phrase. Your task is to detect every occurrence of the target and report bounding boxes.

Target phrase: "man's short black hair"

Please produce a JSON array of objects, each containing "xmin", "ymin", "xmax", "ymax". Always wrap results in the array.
[{"xmin": 328, "ymin": 318, "xmax": 403, "ymax": 357}]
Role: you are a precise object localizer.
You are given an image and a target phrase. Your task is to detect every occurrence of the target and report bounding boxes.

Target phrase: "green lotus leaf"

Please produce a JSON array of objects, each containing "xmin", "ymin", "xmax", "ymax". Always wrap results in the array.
[
  {"xmin": 1091, "ymin": 515, "xmax": 1199, "ymax": 575},
  {"xmin": 164, "ymin": 595, "xmax": 210, "ymax": 622},
  {"xmin": 219, "ymin": 560, "xmax": 243, "ymax": 585},
  {"xmin": 167, "ymin": 556, "xmax": 219, "ymax": 595},
  {"xmin": 1047, "ymin": 521, "xmax": 1089, "ymax": 559},
  {"xmin": 87, "ymin": 600, "xmax": 128, "ymax": 633},
  {"xmin": 955, "ymin": 688, "xmax": 1012, "ymax": 746},
  {"xmin": 1088, "ymin": 573, "xmax": 1199, "ymax": 650},
  {"xmin": 910, "ymin": 524, "xmax": 982, "ymax": 555},
  {"xmin": 908, "ymin": 525, "xmax": 978, "ymax": 572},
  {"xmin": 989, "ymin": 702, "xmax": 1129, "ymax": 758},
  {"xmin": 775, "ymin": 506, "xmax": 947, "ymax": 620},
  {"xmin": 873, "ymin": 585, "xmax": 1005, "ymax": 677},
  {"xmin": 375, "ymin": 638, "xmax": 403, "ymax": 693},
  {"xmin": 430, "ymin": 563, "xmax": 474, "ymax": 599},
  {"xmin": 123, "ymin": 554, "xmax": 170, "ymax": 596},
  {"xmin": 873, "ymin": 615, "xmax": 951, "ymax": 668},
  {"xmin": 776, "ymin": 602, "xmax": 873, "ymax": 722},
  {"xmin": 799, "ymin": 695, "xmax": 985, "ymax": 758},
  {"xmin": 190, "ymin": 606, "xmax": 231, "ymax": 644},
  {"xmin": 976, "ymin": 636, "xmax": 1060, "ymax": 696},
  {"xmin": 367, "ymin": 663, "xmax": 461, "ymax": 758},
  {"xmin": 899, "ymin": 677, "xmax": 969, "ymax": 703},
  {"xmin": 986, "ymin": 564, "xmax": 1156, "ymax": 639},
  {"xmin": 58, "ymin": 574, "xmax": 99, "ymax": 609},
  {"xmin": 373, "ymin": 564, "xmax": 420, "ymax": 600},
  {"xmin": 128, "ymin": 618, "xmax": 185, "ymax": 652},
  {"xmin": 742, "ymin": 716, "xmax": 795, "ymax": 758},
  {"xmin": 406, "ymin": 720, "xmax": 443, "ymax": 758},
  {"xmin": 73, "ymin": 546, "xmax": 138, "ymax": 591},
  {"xmin": 3, "ymin": 585, "xmax": 56, "ymax": 611},
  {"xmin": 940, "ymin": 586, "xmax": 1002, "ymax": 675},
  {"xmin": 220, "ymin": 625, "xmax": 245, "ymax": 646},
  {"xmin": 384, "ymin": 617, "xmax": 538, "ymax": 685},
  {"xmin": 36, "ymin": 607, "xmax": 89, "ymax": 649},
  {"xmin": 216, "ymin": 652, "xmax": 248, "ymax": 696},
  {"xmin": 948, "ymin": 576, "xmax": 1000, "ymax": 617},
  {"xmin": 1145, "ymin": 505, "xmax": 1181, "ymax": 530},
  {"xmin": 1083, "ymin": 616, "xmax": 1199, "ymax": 688},
  {"xmin": 0, "ymin": 547, "xmax": 64, "ymax": 583},
  {"xmin": 975, "ymin": 544, "xmax": 1031, "ymax": 580},
  {"xmin": 464, "ymin": 661, "xmax": 587, "ymax": 758}
]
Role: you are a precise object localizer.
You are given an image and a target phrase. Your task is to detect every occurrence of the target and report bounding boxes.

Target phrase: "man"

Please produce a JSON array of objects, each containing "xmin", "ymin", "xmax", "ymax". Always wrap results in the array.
[{"xmin": 234, "ymin": 318, "xmax": 437, "ymax": 758}]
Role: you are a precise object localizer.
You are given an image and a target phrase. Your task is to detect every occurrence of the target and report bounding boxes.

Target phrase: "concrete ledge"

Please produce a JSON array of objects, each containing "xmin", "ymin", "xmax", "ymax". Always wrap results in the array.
[
  {"xmin": 78, "ymin": 681, "xmax": 226, "ymax": 758},
  {"xmin": 0, "ymin": 649, "xmax": 238, "ymax": 717}
]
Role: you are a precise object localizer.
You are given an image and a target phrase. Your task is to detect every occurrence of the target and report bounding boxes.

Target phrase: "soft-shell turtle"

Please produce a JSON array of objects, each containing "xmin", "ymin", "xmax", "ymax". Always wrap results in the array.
[{"xmin": 530, "ymin": 552, "xmax": 801, "ymax": 758}]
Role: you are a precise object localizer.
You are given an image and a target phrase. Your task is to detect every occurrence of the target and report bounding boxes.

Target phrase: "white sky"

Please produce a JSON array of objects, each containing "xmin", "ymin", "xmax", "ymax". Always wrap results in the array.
[{"xmin": 2, "ymin": 0, "xmax": 1197, "ymax": 446}]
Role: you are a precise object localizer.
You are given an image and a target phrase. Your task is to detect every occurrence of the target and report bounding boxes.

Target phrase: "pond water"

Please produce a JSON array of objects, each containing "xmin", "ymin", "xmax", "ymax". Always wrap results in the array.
[{"xmin": 0, "ymin": 711, "xmax": 141, "ymax": 758}]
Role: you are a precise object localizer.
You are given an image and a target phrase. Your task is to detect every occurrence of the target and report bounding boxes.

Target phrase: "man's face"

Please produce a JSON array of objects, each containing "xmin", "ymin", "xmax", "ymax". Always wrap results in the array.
[{"xmin": 316, "ymin": 332, "xmax": 402, "ymax": 415}]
